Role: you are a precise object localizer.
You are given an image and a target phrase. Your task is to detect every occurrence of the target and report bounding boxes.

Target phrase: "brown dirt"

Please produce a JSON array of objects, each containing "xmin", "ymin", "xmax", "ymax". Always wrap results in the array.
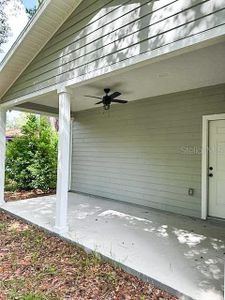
[
  {"xmin": 5, "ymin": 190, "xmax": 55, "ymax": 202},
  {"xmin": 0, "ymin": 211, "xmax": 179, "ymax": 300}
]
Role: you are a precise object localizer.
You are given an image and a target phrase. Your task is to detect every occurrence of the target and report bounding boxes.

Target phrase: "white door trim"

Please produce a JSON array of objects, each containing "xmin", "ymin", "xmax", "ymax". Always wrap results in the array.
[
  {"xmin": 68, "ymin": 118, "xmax": 73, "ymax": 191},
  {"xmin": 201, "ymin": 113, "xmax": 225, "ymax": 219}
]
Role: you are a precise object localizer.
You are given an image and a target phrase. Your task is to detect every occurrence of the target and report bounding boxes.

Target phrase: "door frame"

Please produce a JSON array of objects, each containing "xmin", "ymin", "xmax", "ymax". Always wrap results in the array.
[{"xmin": 201, "ymin": 113, "xmax": 225, "ymax": 219}]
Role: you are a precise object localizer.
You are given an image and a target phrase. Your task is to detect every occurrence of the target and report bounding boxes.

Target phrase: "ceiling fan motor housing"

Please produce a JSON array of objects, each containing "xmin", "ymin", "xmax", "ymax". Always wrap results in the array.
[
  {"xmin": 104, "ymin": 88, "xmax": 110, "ymax": 94},
  {"xmin": 84, "ymin": 88, "xmax": 127, "ymax": 110},
  {"xmin": 103, "ymin": 95, "xmax": 111, "ymax": 110}
]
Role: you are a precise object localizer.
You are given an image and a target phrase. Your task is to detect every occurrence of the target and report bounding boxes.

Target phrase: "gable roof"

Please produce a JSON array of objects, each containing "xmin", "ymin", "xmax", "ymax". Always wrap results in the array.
[{"xmin": 0, "ymin": 0, "xmax": 83, "ymax": 99}]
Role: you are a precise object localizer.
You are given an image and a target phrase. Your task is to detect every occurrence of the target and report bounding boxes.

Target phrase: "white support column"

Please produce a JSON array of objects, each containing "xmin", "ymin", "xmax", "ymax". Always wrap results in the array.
[
  {"xmin": 0, "ymin": 107, "xmax": 6, "ymax": 206},
  {"xmin": 55, "ymin": 87, "xmax": 71, "ymax": 234}
]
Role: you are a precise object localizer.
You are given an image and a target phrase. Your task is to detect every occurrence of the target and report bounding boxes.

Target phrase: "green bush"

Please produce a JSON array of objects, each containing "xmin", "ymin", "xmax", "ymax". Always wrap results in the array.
[
  {"xmin": 5, "ymin": 178, "xmax": 17, "ymax": 192},
  {"xmin": 6, "ymin": 114, "xmax": 58, "ymax": 192}
]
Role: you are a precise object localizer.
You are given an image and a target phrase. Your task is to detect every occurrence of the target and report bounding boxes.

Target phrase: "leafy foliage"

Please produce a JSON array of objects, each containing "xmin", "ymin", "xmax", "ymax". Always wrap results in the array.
[
  {"xmin": 26, "ymin": 0, "xmax": 44, "ymax": 19},
  {"xmin": 6, "ymin": 114, "xmax": 58, "ymax": 192},
  {"xmin": 0, "ymin": 0, "xmax": 10, "ymax": 49}
]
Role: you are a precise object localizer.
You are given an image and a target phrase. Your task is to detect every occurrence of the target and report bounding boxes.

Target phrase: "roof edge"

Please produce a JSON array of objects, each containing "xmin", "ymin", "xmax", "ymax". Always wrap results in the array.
[
  {"xmin": 0, "ymin": 0, "xmax": 51, "ymax": 70},
  {"xmin": 0, "ymin": 0, "xmax": 83, "ymax": 99}
]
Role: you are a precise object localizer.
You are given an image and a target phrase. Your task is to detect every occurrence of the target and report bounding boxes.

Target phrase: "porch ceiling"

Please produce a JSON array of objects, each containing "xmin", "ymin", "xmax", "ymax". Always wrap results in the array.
[{"xmin": 15, "ymin": 40, "xmax": 225, "ymax": 114}]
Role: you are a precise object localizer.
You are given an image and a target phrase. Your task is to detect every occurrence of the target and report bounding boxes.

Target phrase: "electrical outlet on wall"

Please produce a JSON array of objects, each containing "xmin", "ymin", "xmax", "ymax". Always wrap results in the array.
[{"xmin": 188, "ymin": 188, "xmax": 194, "ymax": 196}]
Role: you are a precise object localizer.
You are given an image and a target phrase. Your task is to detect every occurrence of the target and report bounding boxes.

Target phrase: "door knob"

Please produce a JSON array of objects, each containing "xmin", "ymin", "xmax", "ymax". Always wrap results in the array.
[
  {"xmin": 209, "ymin": 173, "xmax": 213, "ymax": 177},
  {"xmin": 209, "ymin": 167, "xmax": 213, "ymax": 170}
]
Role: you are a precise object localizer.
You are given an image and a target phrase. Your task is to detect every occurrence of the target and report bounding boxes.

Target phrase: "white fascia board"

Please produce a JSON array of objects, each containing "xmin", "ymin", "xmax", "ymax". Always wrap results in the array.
[
  {"xmin": 0, "ymin": 0, "xmax": 51, "ymax": 71},
  {"xmin": 2, "ymin": 21, "xmax": 225, "ymax": 109},
  {"xmin": 0, "ymin": 0, "xmax": 84, "ymax": 99}
]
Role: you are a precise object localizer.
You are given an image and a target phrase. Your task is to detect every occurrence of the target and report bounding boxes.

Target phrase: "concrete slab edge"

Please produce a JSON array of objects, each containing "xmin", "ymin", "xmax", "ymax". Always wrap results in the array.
[{"xmin": 1, "ymin": 207, "xmax": 194, "ymax": 300}]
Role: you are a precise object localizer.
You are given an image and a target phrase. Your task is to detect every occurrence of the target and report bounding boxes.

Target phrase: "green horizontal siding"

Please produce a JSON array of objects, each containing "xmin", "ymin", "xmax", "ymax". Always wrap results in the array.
[
  {"xmin": 70, "ymin": 84, "xmax": 225, "ymax": 218},
  {"xmin": 2, "ymin": 0, "xmax": 225, "ymax": 102}
]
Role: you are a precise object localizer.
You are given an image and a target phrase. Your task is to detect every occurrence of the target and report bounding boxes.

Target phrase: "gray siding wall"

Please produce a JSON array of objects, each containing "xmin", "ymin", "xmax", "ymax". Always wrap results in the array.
[
  {"xmin": 71, "ymin": 84, "xmax": 225, "ymax": 218},
  {"xmin": 2, "ymin": 0, "xmax": 225, "ymax": 102}
]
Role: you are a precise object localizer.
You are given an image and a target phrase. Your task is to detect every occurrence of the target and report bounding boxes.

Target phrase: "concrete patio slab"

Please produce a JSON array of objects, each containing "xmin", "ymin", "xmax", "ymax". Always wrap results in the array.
[{"xmin": 2, "ymin": 193, "xmax": 225, "ymax": 300}]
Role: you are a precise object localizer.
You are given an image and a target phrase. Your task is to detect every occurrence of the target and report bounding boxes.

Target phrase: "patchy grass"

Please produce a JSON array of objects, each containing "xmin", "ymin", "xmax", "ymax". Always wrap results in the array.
[{"xmin": 0, "ymin": 211, "xmax": 179, "ymax": 300}]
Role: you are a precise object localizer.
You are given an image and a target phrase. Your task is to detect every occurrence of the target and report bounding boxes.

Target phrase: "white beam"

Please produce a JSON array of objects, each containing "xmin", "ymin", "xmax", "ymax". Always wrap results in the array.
[
  {"xmin": 0, "ymin": 107, "xmax": 6, "ymax": 206},
  {"xmin": 54, "ymin": 87, "xmax": 71, "ymax": 234}
]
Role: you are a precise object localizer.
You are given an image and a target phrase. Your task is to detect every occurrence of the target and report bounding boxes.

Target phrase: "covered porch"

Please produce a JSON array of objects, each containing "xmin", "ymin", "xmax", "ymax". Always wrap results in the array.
[
  {"xmin": 2, "ymin": 192, "xmax": 225, "ymax": 300},
  {"xmin": 0, "ymin": 36, "xmax": 225, "ymax": 300}
]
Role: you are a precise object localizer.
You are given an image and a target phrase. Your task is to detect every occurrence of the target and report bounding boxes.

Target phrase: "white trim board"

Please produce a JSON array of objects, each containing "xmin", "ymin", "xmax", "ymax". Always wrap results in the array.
[
  {"xmin": 0, "ymin": 0, "xmax": 84, "ymax": 99},
  {"xmin": 201, "ymin": 113, "xmax": 225, "ymax": 219},
  {"xmin": 69, "ymin": 119, "xmax": 73, "ymax": 191},
  {"xmin": 1, "ymin": 26, "xmax": 225, "ymax": 110}
]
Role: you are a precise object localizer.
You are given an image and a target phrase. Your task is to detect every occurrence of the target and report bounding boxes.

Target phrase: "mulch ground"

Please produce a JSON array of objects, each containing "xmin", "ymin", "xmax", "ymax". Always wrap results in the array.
[
  {"xmin": 5, "ymin": 190, "xmax": 55, "ymax": 202},
  {"xmin": 0, "ymin": 211, "xmax": 179, "ymax": 300}
]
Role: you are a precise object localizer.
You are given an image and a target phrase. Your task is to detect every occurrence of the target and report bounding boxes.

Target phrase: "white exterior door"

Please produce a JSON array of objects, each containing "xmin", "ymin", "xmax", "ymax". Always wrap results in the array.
[{"xmin": 208, "ymin": 119, "xmax": 225, "ymax": 219}]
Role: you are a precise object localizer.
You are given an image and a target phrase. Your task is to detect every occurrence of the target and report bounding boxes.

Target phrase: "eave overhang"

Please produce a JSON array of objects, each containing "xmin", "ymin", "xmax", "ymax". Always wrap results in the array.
[{"xmin": 0, "ymin": 0, "xmax": 83, "ymax": 99}]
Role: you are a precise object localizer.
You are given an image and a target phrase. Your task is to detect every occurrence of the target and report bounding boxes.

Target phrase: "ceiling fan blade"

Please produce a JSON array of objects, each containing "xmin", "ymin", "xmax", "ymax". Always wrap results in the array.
[
  {"xmin": 95, "ymin": 101, "xmax": 103, "ymax": 105},
  {"xmin": 110, "ymin": 91, "xmax": 121, "ymax": 99},
  {"xmin": 111, "ymin": 99, "xmax": 128, "ymax": 104},
  {"xmin": 84, "ymin": 95, "xmax": 102, "ymax": 100}
]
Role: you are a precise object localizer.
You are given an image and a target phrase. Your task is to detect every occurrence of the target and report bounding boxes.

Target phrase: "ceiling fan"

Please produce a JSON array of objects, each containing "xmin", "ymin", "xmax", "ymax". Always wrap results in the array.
[{"xmin": 84, "ymin": 88, "xmax": 128, "ymax": 110}]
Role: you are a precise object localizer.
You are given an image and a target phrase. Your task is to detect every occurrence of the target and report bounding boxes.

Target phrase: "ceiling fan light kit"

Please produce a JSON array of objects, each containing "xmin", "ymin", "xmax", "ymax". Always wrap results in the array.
[{"xmin": 84, "ymin": 88, "xmax": 128, "ymax": 110}]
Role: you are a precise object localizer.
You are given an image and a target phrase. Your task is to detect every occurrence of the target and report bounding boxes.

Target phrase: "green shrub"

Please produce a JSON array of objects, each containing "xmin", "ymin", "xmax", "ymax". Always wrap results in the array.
[
  {"xmin": 6, "ymin": 114, "xmax": 58, "ymax": 192},
  {"xmin": 5, "ymin": 178, "xmax": 17, "ymax": 192}
]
